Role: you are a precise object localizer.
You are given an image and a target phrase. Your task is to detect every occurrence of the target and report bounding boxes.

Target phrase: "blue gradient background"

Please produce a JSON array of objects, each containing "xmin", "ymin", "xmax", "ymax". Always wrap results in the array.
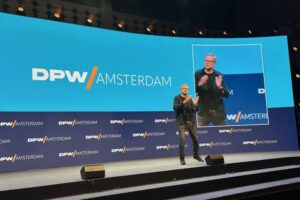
[{"xmin": 0, "ymin": 13, "xmax": 294, "ymax": 111}]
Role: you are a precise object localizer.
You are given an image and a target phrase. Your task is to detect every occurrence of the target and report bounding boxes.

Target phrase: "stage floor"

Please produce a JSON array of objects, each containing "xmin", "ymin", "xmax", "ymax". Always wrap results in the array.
[{"xmin": 0, "ymin": 151, "xmax": 300, "ymax": 192}]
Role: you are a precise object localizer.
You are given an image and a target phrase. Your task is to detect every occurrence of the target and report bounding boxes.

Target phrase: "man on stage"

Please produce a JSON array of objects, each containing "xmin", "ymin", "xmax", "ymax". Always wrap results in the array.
[
  {"xmin": 195, "ymin": 53, "xmax": 229, "ymax": 126},
  {"xmin": 173, "ymin": 84, "xmax": 204, "ymax": 165}
]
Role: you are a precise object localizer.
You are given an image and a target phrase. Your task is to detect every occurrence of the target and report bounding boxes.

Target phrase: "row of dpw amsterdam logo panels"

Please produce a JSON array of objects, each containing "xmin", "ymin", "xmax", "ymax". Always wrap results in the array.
[
  {"xmin": 0, "ymin": 111, "xmax": 270, "ymax": 129},
  {"xmin": 0, "ymin": 111, "xmax": 273, "ymax": 149},
  {"xmin": 0, "ymin": 109, "xmax": 298, "ymax": 172},
  {"xmin": 0, "ymin": 135, "xmax": 279, "ymax": 173}
]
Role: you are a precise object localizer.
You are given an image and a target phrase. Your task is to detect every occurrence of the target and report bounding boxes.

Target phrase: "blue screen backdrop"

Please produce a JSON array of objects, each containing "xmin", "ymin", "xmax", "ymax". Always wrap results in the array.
[{"xmin": 0, "ymin": 13, "xmax": 298, "ymax": 172}]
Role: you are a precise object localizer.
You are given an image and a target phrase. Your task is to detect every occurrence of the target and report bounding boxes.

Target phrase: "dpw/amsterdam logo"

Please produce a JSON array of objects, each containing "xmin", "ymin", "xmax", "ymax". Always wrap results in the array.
[
  {"xmin": 219, "ymin": 128, "xmax": 234, "ymax": 134},
  {"xmin": 0, "ymin": 154, "xmax": 43, "ymax": 162},
  {"xmin": 111, "ymin": 146, "xmax": 145, "ymax": 153},
  {"xmin": 27, "ymin": 136, "xmax": 72, "ymax": 143},
  {"xmin": 243, "ymin": 139, "xmax": 277, "ymax": 145},
  {"xmin": 58, "ymin": 120, "xmax": 77, "ymax": 127},
  {"xmin": 59, "ymin": 150, "xmax": 78, "ymax": 158},
  {"xmin": 132, "ymin": 132, "xmax": 149, "ymax": 138},
  {"xmin": 0, "ymin": 154, "xmax": 17, "ymax": 162},
  {"xmin": 28, "ymin": 136, "xmax": 48, "ymax": 143},
  {"xmin": 0, "ymin": 120, "xmax": 17, "ymax": 128},
  {"xmin": 58, "ymin": 120, "xmax": 98, "ymax": 126},
  {"xmin": 110, "ymin": 118, "xmax": 143, "ymax": 125},
  {"xmin": 58, "ymin": 150, "xmax": 99, "ymax": 157},
  {"xmin": 110, "ymin": 119, "xmax": 126, "ymax": 125},
  {"xmin": 85, "ymin": 133, "xmax": 122, "ymax": 140},
  {"xmin": 132, "ymin": 131, "xmax": 165, "ymax": 138},
  {"xmin": 226, "ymin": 111, "xmax": 268, "ymax": 123},
  {"xmin": 199, "ymin": 141, "xmax": 232, "ymax": 148},
  {"xmin": 227, "ymin": 112, "xmax": 242, "ymax": 123},
  {"xmin": 0, "ymin": 120, "xmax": 43, "ymax": 128},
  {"xmin": 85, "ymin": 134, "xmax": 102, "ymax": 140},
  {"xmin": 156, "ymin": 144, "xmax": 187, "ymax": 150},
  {"xmin": 200, "ymin": 142, "xmax": 215, "ymax": 148},
  {"xmin": 32, "ymin": 67, "xmax": 172, "ymax": 90},
  {"xmin": 111, "ymin": 147, "xmax": 127, "ymax": 153},
  {"xmin": 219, "ymin": 128, "xmax": 252, "ymax": 134},
  {"xmin": 154, "ymin": 118, "xmax": 176, "ymax": 124}
]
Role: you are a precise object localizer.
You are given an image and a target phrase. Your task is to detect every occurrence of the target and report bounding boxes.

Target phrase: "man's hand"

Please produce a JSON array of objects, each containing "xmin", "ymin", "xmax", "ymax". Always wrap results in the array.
[
  {"xmin": 198, "ymin": 75, "xmax": 208, "ymax": 86},
  {"xmin": 183, "ymin": 95, "xmax": 192, "ymax": 104},
  {"xmin": 193, "ymin": 96, "xmax": 199, "ymax": 105},
  {"xmin": 215, "ymin": 75, "xmax": 223, "ymax": 89}
]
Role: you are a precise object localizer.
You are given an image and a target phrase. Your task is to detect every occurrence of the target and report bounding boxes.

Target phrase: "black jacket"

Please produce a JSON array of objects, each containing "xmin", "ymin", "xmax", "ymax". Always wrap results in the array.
[
  {"xmin": 173, "ymin": 94, "xmax": 198, "ymax": 125},
  {"xmin": 194, "ymin": 68, "xmax": 229, "ymax": 119}
]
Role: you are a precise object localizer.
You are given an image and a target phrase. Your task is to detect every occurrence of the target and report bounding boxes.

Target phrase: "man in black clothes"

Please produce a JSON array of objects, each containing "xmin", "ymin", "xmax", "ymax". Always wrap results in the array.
[
  {"xmin": 195, "ymin": 53, "xmax": 229, "ymax": 126},
  {"xmin": 173, "ymin": 84, "xmax": 204, "ymax": 165}
]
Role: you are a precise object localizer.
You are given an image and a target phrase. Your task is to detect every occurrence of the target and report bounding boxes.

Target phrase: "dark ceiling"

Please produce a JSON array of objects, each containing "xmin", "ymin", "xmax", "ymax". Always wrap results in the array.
[{"xmin": 62, "ymin": 0, "xmax": 300, "ymax": 34}]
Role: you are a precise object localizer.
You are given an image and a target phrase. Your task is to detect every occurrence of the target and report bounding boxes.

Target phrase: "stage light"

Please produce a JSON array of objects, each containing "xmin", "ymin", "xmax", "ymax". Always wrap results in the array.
[
  {"xmin": 86, "ymin": 15, "xmax": 94, "ymax": 24},
  {"xmin": 117, "ymin": 23, "xmax": 123, "ymax": 28},
  {"xmin": 84, "ymin": 11, "xmax": 94, "ymax": 25},
  {"xmin": 87, "ymin": 18, "xmax": 93, "ymax": 24},
  {"xmin": 117, "ymin": 20, "xmax": 125, "ymax": 29},
  {"xmin": 198, "ymin": 30, "xmax": 203, "ymax": 36},
  {"xmin": 145, "ymin": 23, "xmax": 154, "ymax": 33},
  {"xmin": 296, "ymin": 73, "xmax": 300, "ymax": 78},
  {"xmin": 293, "ymin": 46, "xmax": 298, "ymax": 52},
  {"xmin": 53, "ymin": 7, "xmax": 63, "ymax": 19},
  {"xmin": 248, "ymin": 30, "xmax": 253, "ymax": 35},
  {"xmin": 17, "ymin": 6, "xmax": 24, "ymax": 12},
  {"xmin": 54, "ymin": 12, "xmax": 60, "ymax": 18},
  {"xmin": 16, "ymin": 4, "xmax": 25, "ymax": 15},
  {"xmin": 171, "ymin": 29, "xmax": 176, "ymax": 35},
  {"xmin": 273, "ymin": 29, "xmax": 278, "ymax": 34},
  {"xmin": 222, "ymin": 31, "xmax": 228, "ymax": 36}
]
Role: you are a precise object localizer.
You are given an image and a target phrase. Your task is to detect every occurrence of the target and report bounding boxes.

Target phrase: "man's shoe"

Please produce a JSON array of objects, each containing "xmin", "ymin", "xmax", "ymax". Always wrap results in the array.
[
  {"xmin": 193, "ymin": 154, "xmax": 204, "ymax": 162},
  {"xmin": 180, "ymin": 158, "xmax": 186, "ymax": 165}
]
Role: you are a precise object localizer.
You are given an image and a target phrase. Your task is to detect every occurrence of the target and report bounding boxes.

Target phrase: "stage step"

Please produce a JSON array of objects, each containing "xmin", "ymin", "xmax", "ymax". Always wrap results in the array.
[
  {"xmin": 2, "ymin": 156, "xmax": 300, "ymax": 200},
  {"xmin": 173, "ymin": 177, "xmax": 300, "ymax": 200},
  {"xmin": 54, "ymin": 165, "xmax": 300, "ymax": 200}
]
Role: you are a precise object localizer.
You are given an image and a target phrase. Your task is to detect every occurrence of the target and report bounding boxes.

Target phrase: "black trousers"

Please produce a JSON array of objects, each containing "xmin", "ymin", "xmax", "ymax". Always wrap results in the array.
[
  {"xmin": 197, "ymin": 110, "xmax": 226, "ymax": 126},
  {"xmin": 177, "ymin": 121, "xmax": 199, "ymax": 158}
]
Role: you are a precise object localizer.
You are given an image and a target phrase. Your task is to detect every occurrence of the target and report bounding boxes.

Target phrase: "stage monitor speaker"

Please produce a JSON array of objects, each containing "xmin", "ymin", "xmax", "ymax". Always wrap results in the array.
[
  {"xmin": 205, "ymin": 154, "xmax": 224, "ymax": 165},
  {"xmin": 80, "ymin": 164, "xmax": 105, "ymax": 180}
]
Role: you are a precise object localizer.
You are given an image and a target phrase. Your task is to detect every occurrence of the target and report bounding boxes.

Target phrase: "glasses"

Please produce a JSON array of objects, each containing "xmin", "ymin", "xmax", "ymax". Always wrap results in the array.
[{"xmin": 205, "ymin": 59, "xmax": 215, "ymax": 63}]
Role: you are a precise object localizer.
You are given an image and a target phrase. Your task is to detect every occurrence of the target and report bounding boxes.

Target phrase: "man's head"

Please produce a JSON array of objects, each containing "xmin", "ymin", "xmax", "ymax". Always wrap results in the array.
[
  {"xmin": 180, "ymin": 84, "xmax": 189, "ymax": 96},
  {"xmin": 204, "ymin": 53, "xmax": 216, "ymax": 70}
]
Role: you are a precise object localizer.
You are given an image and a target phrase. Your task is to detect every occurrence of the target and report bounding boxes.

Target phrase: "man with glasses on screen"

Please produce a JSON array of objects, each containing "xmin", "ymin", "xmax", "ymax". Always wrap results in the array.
[
  {"xmin": 173, "ymin": 84, "xmax": 204, "ymax": 165},
  {"xmin": 195, "ymin": 53, "xmax": 229, "ymax": 126}
]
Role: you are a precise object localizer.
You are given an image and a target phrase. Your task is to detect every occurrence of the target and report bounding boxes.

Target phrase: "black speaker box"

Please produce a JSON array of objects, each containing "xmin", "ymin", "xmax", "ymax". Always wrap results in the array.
[
  {"xmin": 80, "ymin": 164, "xmax": 105, "ymax": 180},
  {"xmin": 205, "ymin": 154, "xmax": 224, "ymax": 165}
]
